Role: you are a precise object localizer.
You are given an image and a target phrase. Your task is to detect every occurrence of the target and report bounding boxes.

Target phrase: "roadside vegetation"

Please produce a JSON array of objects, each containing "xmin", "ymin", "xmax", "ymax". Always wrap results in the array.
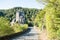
[
  {"xmin": 34, "ymin": 10, "xmax": 45, "ymax": 30},
  {"xmin": 12, "ymin": 23, "xmax": 28, "ymax": 33},
  {"xmin": 0, "ymin": 7, "xmax": 39, "ymax": 37},
  {"xmin": 34, "ymin": 0, "xmax": 60, "ymax": 40},
  {"xmin": 0, "ymin": 17, "xmax": 28, "ymax": 37}
]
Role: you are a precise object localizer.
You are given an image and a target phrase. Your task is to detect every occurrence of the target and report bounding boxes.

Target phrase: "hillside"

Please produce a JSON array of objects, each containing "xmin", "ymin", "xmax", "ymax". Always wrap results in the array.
[{"xmin": 0, "ymin": 7, "xmax": 40, "ymax": 26}]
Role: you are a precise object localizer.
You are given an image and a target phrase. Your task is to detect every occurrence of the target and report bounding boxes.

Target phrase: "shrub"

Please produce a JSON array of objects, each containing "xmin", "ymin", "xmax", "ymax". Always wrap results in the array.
[
  {"xmin": 0, "ymin": 17, "xmax": 14, "ymax": 37},
  {"xmin": 12, "ymin": 23, "xmax": 28, "ymax": 33}
]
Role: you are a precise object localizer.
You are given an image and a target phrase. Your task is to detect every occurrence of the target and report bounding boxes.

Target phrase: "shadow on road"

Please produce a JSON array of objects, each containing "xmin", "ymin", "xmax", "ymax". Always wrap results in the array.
[{"xmin": 0, "ymin": 27, "xmax": 31, "ymax": 40}]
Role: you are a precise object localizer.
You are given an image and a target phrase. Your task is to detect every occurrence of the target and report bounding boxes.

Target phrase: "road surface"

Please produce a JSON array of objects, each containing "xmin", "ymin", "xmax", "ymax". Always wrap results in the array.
[{"xmin": 8, "ymin": 27, "xmax": 40, "ymax": 40}]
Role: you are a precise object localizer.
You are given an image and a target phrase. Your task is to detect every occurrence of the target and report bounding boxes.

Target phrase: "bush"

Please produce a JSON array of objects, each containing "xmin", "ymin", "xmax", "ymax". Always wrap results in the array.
[
  {"xmin": 0, "ymin": 17, "xmax": 28, "ymax": 37},
  {"xmin": 34, "ymin": 10, "xmax": 45, "ymax": 30},
  {"xmin": 0, "ymin": 17, "xmax": 14, "ymax": 37},
  {"xmin": 12, "ymin": 23, "xmax": 28, "ymax": 33}
]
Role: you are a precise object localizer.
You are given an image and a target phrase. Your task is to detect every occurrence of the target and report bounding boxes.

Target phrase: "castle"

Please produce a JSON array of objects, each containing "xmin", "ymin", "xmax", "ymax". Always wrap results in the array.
[{"xmin": 11, "ymin": 10, "xmax": 25, "ymax": 26}]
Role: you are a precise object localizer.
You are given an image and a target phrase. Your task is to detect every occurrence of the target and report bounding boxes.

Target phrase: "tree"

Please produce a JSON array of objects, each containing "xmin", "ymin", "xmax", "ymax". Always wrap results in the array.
[
  {"xmin": 34, "ymin": 10, "xmax": 45, "ymax": 30},
  {"xmin": 0, "ymin": 7, "xmax": 39, "ymax": 25},
  {"xmin": 37, "ymin": 0, "xmax": 60, "ymax": 40},
  {"xmin": 0, "ymin": 17, "xmax": 14, "ymax": 37}
]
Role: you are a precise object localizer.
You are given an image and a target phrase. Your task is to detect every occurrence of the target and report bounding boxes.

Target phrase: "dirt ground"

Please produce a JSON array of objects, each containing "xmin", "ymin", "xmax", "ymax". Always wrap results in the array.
[
  {"xmin": 34, "ymin": 26, "xmax": 47, "ymax": 40},
  {"xmin": 39, "ymin": 29, "xmax": 47, "ymax": 40}
]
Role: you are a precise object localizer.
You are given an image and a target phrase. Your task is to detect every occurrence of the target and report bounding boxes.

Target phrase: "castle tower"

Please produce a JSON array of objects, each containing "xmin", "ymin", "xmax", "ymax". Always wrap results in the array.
[
  {"xmin": 19, "ymin": 11, "xmax": 25, "ymax": 24},
  {"xmin": 16, "ymin": 10, "xmax": 25, "ymax": 24},
  {"xmin": 16, "ymin": 11, "xmax": 20, "ymax": 22}
]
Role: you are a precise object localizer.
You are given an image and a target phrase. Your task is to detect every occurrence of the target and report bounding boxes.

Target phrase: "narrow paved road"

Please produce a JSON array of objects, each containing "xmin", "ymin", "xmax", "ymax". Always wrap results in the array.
[{"xmin": 8, "ymin": 27, "xmax": 40, "ymax": 40}]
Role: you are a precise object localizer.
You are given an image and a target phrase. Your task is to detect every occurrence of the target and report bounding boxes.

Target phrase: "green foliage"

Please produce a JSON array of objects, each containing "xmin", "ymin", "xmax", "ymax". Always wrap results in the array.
[
  {"xmin": 34, "ymin": 10, "xmax": 45, "ymax": 30},
  {"xmin": 12, "ymin": 23, "xmax": 28, "ymax": 33},
  {"xmin": 0, "ymin": 7, "xmax": 39, "ymax": 37},
  {"xmin": 0, "ymin": 7, "xmax": 39, "ymax": 24},
  {"xmin": 44, "ymin": 1, "xmax": 60, "ymax": 40},
  {"xmin": 37, "ymin": 0, "xmax": 60, "ymax": 40},
  {"xmin": 0, "ymin": 17, "xmax": 28, "ymax": 37},
  {"xmin": 0, "ymin": 17, "xmax": 14, "ymax": 37}
]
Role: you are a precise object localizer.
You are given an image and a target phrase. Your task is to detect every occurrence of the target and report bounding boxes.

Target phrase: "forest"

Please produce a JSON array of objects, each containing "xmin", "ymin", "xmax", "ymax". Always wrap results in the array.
[
  {"xmin": 0, "ymin": 7, "xmax": 40, "ymax": 26},
  {"xmin": 34, "ymin": 0, "xmax": 60, "ymax": 40},
  {"xmin": 0, "ymin": 7, "xmax": 40, "ymax": 37}
]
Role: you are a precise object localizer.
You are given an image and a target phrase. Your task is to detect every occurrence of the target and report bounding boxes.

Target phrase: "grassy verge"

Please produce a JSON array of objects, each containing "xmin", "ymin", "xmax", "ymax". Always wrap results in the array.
[{"xmin": 0, "ymin": 17, "xmax": 28, "ymax": 37}]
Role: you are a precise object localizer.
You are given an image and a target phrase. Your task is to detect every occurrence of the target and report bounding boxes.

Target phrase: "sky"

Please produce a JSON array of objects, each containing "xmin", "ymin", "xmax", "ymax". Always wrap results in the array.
[{"xmin": 0, "ymin": 0, "xmax": 44, "ymax": 9}]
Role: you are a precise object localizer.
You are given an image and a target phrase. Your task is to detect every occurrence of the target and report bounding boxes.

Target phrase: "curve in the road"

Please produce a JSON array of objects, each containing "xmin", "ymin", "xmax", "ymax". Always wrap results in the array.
[{"xmin": 1, "ymin": 27, "xmax": 40, "ymax": 40}]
